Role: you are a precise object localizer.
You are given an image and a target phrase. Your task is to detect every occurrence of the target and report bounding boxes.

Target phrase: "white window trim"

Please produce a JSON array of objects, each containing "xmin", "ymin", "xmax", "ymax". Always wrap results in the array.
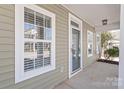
[
  {"xmin": 87, "ymin": 30, "xmax": 93, "ymax": 57},
  {"xmin": 15, "ymin": 4, "xmax": 56, "ymax": 83},
  {"xmin": 96, "ymin": 33, "xmax": 100, "ymax": 54}
]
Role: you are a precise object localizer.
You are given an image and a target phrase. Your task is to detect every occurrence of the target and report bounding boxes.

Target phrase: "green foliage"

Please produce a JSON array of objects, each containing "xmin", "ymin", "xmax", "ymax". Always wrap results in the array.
[
  {"xmin": 101, "ymin": 32, "xmax": 113, "ymax": 49},
  {"xmin": 104, "ymin": 47, "xmax": 119, "ymax": 60}
]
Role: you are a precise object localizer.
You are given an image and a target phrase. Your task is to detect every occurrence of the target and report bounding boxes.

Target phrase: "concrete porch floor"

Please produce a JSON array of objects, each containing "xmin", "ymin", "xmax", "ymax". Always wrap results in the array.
[{"xmin": 54, "ymin": 62, "xmax": 119, "ymax": 89}]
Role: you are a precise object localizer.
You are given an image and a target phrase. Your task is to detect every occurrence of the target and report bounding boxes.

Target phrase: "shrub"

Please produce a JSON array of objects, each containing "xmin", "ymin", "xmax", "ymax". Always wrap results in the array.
[{"xmin": 104, "ymin": 47, "xmax": 119, "ymax": 60}]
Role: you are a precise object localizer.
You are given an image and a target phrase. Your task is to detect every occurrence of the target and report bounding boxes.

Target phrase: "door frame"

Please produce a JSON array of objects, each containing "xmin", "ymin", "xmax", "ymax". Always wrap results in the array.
[{"xmin": 68, "ymin": 13, "xmax": 83, "ymax": 78}]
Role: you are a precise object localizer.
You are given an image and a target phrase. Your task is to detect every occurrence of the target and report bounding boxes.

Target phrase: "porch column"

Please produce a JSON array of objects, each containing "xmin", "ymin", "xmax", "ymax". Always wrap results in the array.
[{"xmin": 119, "ymin": 4, "xmax": 124, "ymax": 88}]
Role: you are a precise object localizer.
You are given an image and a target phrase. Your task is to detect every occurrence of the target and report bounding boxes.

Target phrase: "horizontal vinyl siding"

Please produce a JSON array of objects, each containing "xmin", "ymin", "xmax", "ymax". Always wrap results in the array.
[
  {"xmin": 0, "ymin": 4, "xmax": 68, "ymax": 89},
  {"xmin": 83, "ymin": 21, "xmax": 96, "ymax": 68},
  {"xmin": 0, "ymin": 22, "xmax": 14, "ymax": 31},
  {"xmin": 0, "ymin": 4, "xmax": 96, "ymax": 89},
  {"xmin": 0, "ymin": 45, "xmax": 14, "ymax": 52},
  {"xmin": 0, "ymin": 4, "xmax": 14, "ymax": 11},
  {"xmin": 0, "ymin": 7, "xmax": 14, "ymax": 18}
]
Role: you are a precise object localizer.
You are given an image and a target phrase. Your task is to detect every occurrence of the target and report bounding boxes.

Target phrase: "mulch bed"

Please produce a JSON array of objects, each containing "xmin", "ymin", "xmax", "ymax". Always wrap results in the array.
[{"xmin": 97, "ymin": 59, "xmax": 119, "ymax": 65}]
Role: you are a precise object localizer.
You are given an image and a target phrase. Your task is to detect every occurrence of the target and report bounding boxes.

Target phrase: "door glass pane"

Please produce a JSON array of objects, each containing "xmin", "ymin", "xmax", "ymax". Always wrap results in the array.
[
  {"xmin": 72, "ymin": 28, "xmax": 80, "ymax": 72},
  {"xmin": 71, "ymin": 21, "xmax": 79, "ymax": 28},
  {"xmin": 88, "ymin": 43, "xmax": 92, "ymax": 54}
]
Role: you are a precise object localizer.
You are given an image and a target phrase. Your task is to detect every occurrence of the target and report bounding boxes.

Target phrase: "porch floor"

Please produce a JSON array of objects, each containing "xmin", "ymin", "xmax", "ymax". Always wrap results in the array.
[{"xmin": 54, "ymin": 62, "xmax": 118, "ymax": 89}]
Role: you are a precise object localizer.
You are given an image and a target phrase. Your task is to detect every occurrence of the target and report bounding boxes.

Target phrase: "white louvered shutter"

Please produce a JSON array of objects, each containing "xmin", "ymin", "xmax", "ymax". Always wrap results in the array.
[{"xmin": 24, "ymin": 7, "xmax": 52, "ymax": 72}]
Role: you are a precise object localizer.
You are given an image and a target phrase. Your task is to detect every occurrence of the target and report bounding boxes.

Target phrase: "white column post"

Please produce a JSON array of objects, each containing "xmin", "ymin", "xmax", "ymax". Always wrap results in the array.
[{"xmin": 118, "ymin": 4, "xmax": 124, "ymax": 88}]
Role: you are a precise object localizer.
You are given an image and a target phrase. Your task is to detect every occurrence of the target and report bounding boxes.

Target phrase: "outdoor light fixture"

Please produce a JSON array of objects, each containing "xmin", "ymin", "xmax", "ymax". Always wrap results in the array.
[{"xmin": 102, "ymin": 19, "xmax": 108, "ymax": 25}]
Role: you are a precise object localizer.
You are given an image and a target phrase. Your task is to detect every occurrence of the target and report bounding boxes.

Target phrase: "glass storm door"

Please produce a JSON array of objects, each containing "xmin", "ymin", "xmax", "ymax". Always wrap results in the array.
[{"xmin": 71, "ymin": 28, "xmax": 81, "ymax": 73}]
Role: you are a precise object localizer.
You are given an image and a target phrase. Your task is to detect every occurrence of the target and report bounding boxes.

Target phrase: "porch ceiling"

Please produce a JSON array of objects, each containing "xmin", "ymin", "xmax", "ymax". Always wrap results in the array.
[{"xmin": 63, "ymin": 4, "xmax": 120, "ymax": 31}]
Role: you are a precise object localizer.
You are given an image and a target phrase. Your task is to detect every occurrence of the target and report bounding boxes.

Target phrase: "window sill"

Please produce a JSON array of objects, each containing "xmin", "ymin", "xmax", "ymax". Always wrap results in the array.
[{"xmin": 15, "ymin": 65, "xmax": 56, "ymax": 84}]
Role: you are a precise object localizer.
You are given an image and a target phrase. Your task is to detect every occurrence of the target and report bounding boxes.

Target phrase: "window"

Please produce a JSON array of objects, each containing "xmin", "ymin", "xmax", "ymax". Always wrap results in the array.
[
  {"xmin": 15, "ymin": 5, "xmax": 55, "ymax": 83},
  {"xmin": 87, "ymin": 30, "xmax": 93, "ymax": 57},
  {"xmin": 96, "ymin": 34, "xmax": 100, "ymax": 54}
]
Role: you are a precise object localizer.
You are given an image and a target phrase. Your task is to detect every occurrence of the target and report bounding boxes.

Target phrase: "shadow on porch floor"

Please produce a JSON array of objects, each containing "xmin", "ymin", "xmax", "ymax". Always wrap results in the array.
[{"xmin": 54, "ymin": 62, "xmax": 118, "ymax": 89}]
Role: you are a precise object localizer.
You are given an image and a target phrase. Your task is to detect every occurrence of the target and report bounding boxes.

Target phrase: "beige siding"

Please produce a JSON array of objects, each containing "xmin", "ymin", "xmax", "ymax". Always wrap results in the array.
[
  {"xmin": 0, "ymin": 5, "xmax": 15, "ymax": 88},
  {"xmin": 66, "ymin": 11, "xmax": 97, "ymax": 68},
  {"xmin": 82, "ymin": 22, "xmax": 96, "ymax": 68},
  {"xmin": 0, "ymin": 4, "xmax": 68, "ymax": 89},
  {"xmin": 0, "ymin": 4, "xmax": 96, "ymax": 89}
]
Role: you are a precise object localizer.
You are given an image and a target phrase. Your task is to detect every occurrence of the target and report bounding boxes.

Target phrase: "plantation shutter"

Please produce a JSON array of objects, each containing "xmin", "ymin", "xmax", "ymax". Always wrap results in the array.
[{"xmin": 24, "ymin": 7, "xmax": 52, "ymax": 72}]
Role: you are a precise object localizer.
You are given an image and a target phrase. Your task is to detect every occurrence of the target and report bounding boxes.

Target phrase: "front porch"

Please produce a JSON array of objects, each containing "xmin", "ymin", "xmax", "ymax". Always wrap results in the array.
[{"xmin": 55, "ymin": 62, "xmax": 118, "ymax": 89}]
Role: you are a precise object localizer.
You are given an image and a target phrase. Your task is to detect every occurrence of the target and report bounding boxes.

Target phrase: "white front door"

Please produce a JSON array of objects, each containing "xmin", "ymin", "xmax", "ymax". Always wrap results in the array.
[{"xmin": 69, "ymin": 13, "xmax": 83, "ymax": 78}]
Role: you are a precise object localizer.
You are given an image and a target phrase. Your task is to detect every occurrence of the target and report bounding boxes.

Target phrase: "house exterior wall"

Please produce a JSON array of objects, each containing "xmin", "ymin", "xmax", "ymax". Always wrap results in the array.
[
  {"xmin": 83, "ymin": 22, "xmax": 96, "ymax": 68},
  {"xmin": 0, "ymin": 4, "xmax": 97, "ymax": 89}
]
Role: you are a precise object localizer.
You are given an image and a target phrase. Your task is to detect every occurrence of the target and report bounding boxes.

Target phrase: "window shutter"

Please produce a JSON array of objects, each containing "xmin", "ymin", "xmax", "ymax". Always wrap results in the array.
[
  {"xmin": 24, "ymin": 7, "xmax": 52, "ymax": 72},
  {"xmin": 35, "ymin": 42, "xmax": 43, "ymax": 69},
  {"xmin": 24, "ymin": 58, "xmax": 34, "ymax": 72},
  {"xmin": 44, "ymin": 43, "xmax": 51, "ymax": 66}
]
